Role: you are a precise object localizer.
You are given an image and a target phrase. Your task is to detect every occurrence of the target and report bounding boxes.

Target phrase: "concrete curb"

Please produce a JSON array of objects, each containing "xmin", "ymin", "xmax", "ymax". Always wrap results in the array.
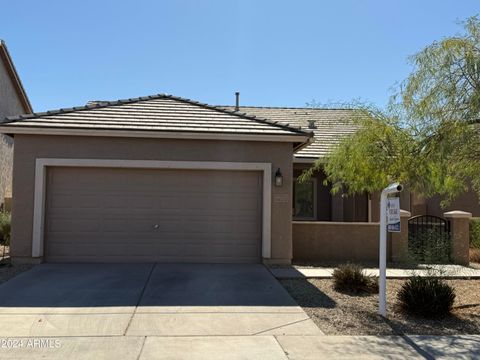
[{"xmin": 270, "ymin": 265, "xmax": 480, "ymax": 280}]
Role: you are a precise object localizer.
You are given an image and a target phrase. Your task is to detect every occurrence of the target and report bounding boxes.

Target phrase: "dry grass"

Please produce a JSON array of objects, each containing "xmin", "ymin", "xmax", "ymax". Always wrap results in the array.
[{"xmin": 281, "ymin": 278, "xmax": 480, "ymax": 335}]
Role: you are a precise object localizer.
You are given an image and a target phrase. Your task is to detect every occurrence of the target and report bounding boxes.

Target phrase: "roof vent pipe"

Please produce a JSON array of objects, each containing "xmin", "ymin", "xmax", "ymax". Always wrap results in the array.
[{"xmin": 235, "ymin": 92, "xmax": 240, "ymax": 111}]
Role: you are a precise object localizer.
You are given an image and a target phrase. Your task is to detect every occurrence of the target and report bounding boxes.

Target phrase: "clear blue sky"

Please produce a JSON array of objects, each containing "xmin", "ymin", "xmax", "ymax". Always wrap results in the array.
[{"xmin": 3, "ymin": 1, "xmax": 479, "ymax": 112}]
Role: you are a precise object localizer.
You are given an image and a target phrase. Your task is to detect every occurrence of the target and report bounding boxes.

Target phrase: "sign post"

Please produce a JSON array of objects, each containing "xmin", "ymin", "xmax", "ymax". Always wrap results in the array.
[{"xmin": 379, "ymin": 183, "xmax": 403, "ymax": 317}]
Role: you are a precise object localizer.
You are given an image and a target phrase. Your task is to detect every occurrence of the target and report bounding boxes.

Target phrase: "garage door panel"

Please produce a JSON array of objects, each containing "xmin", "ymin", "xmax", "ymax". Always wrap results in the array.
[
  {"xmin": 49, "ymin": 194, "xmax": 260, "ymax": 213},
  {"xmin": 50, "ymin": 168, "xmax": 260, "ymax": 191},
  {"xmin": 49, "ymin": 201, "xmax": 261, "ymax": 213},
  {"xmin": 47, "ymin": 243, "xmax": 260, "ymax": 263},
  {"xmin": 45, "ymin": 167, "xmax": 262, "ymax": 263},
  {"xmin": 50, "ymin": 194, "xmax": 101, "ymax": 209},
  {"xmin": 49, "ymin": 208, "xmax": 260, "ymax": 219},
  {"xmin": 48, "ymin": 218, "xmax": 102, "ymax": 233},
  {"xmin": 47, "ymin": 233, "xmax": 260, "ymax": 243},
  {"xmin": 48, "ymin": 217, "xmax": 260, "ymax": 235}
]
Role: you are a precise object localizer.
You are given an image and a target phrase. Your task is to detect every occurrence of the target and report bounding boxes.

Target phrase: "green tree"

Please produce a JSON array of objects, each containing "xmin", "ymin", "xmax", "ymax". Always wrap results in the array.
[
  {"xmin": 400, "ymin": 16, "xmax": 480, "ymax": 125},
  {"xmin": 304, "ymin": 16, "xmax": 480, "ymax": 205}
]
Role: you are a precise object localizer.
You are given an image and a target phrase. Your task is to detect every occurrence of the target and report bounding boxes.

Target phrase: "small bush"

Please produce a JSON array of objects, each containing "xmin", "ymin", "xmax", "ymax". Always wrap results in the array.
[
  {"xmin": 470, "ymin": 218, "xmax": 480, "ymax": 249},
  {"xmin": 470, "ymin": 248, "xmax": 480, "ymax": 263},
  {"xmin": 408, "ymin": 228, "xmax": 451, "ymax": 264},
  {"xmin": 0, "ymin": 212, "xmax": 11, "ymax": 246},
  {"xmin": 332, "ymin": 263, "xmax": 378, "ymax": 294},
  {"xmin": 397, "ymin": 277, "xmax": 455, "ymax": 318}
]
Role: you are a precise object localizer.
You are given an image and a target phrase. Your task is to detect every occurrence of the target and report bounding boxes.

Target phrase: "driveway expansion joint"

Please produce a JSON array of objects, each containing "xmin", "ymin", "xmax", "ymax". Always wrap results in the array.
[
  {"xmin": 401, "ymin": 335, "xmax": 435, "ymax": 360},
  {"xmin": 273, "ymin": 335, "xmax": 290, "ymax": 358},
  {"xmin": 252, "ymin": 317, "xmax": 313, "ymax": 336},
  {"xmin": 124, "ymin": 263, "xmax": 156, "ymax": 336},
  {"xmin": 135, "ymin": 336, "xmax": 147, "ymax": 360}
]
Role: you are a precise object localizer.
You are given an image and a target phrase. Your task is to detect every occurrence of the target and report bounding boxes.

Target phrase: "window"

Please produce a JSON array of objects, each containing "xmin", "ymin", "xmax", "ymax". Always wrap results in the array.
[{"xmin": 293, "ymin": 178, "xmax": 317, "ymax": 220}]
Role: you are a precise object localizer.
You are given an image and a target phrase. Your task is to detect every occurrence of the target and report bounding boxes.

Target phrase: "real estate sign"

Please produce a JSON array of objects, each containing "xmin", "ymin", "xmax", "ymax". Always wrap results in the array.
[{"xmin": 387, "ymin": 197, "xmax": 400, "ymax": 233}]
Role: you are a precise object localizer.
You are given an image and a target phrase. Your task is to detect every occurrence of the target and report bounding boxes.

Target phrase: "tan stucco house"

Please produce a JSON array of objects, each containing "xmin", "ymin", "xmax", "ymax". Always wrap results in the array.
[
  {"xmin": 0, "ymin": 46, "xmax": 478, "ymax": 265},
  {"xmin": 0, "ymin": 95, "xmax": 312, "ymax": 264},
  {"xmin": 1, "ymin": 91, "xmax": 479, "ymax": 265},
  {"xmin": 0, "ymin": 40, "xmax": 33, "ymax": 210}
]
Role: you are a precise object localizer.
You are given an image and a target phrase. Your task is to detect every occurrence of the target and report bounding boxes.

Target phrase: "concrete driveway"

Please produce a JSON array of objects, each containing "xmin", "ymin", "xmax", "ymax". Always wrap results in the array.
[
  {"xmin": 0, "ymin": 263, "xmax": 321, "ymax": 338},
  {"xmin": 0, "ymin": 264, "xmax": 476, "ymax": 359}
]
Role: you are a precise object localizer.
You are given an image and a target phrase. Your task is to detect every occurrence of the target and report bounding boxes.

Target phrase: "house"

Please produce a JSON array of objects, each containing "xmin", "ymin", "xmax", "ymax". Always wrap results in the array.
[
  {"xmin": 0, "ymin": 88, "xmax": 477, "ymax": 265},
  {"xmin": 0, "ymin": 95, "xmax": 312, "ymax": 264},
  {"xmin": 0, "ymin": 40, "xmax": 33, "ymax": 210}
]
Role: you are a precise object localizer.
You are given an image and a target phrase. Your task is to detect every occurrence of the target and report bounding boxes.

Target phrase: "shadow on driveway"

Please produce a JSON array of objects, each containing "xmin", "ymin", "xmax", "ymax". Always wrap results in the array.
[{"xmin": 0, "ymin": 263, "xmax": 299, "ymax": 308}]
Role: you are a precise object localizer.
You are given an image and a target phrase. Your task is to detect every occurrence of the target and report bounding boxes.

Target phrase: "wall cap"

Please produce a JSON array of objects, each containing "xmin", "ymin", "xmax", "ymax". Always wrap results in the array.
[
  {"xmin": 400, "ymin": 209, "xmax": 411, "ymax": 217},
  {"xmin": 444, "ymin": 210, "xmax": 473, "ymax": 219}
]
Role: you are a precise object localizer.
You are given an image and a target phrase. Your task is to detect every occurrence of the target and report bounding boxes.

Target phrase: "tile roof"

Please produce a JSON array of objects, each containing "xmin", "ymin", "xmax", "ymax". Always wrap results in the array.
[
  {"xmin": 0, "ymin": 95, "xmax": 313, "ymax": 140},
  {"xmin": 220, "ymin": 106, "xmax": 358, "ymax": 160}
]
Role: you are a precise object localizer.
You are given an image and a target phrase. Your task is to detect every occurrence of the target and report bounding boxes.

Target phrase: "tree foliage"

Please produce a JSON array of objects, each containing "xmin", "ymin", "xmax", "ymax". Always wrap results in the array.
[
  {"xmin": 400, "ymin": 16, "xmax": 480, "ymax": 125},
  {"xmin": 305, "ymin": 16, "xmax": 480, "ymax": 205}
]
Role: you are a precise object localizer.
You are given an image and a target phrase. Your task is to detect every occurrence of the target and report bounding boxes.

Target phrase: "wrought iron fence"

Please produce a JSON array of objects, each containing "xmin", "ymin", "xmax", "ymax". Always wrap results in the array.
[{"xmin": 408, "ymin": 215, "xmax": 451, "ymax": 263}]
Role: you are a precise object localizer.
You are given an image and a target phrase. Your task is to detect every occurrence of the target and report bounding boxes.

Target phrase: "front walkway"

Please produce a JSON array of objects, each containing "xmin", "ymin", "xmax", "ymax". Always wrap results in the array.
[
  {"xmin": 2, "ymin": 334, "xmax": 480, "ymax": 359},
  {"xmin": 271, "ymin": 264, "xmax": 480, "ymax": 279}
]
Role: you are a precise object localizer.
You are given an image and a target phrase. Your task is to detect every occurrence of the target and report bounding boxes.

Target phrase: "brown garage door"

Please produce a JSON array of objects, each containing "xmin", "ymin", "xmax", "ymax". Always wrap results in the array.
[{"xmin": 44, "ymin": 167, "xmax": 262, "ymax": 263}]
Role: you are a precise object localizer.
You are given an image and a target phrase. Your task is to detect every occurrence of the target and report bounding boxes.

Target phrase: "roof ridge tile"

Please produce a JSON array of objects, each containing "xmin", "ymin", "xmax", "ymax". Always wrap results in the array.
[{"xmin": 219, "ymin": 105, "xmax": 355, "ymax": 111}]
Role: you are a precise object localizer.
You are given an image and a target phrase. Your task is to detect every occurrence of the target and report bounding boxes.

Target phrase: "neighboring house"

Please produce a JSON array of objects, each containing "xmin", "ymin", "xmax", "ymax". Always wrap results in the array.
[
  {"xmin": 0, "ymin": 95, "xmax": 312, "ymax": 264},
  {"xmin": 0, "ymin": 40, "xmax": 33, "ymax": 210}
]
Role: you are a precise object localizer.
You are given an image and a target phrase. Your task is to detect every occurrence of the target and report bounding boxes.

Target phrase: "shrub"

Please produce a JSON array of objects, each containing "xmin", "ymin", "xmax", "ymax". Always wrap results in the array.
[
  {"xmin": 408, "ymin": 228, "xmax": 451, "ymax": 264},
  {"xmin": 470, "ymin": 217, "xmax": 480, "ymax": 249},
  {"xmin": 397, "ymin": 277, "xmax": 455, "ymax": 318},
  {"xmin": 0, "ymin": 212, "xmax": 11, "ymax": 246},
  {"xmin": 332, "ymin": 263, "xmax": 378, "ymax": 294},
  {"xmin": 470, "ymin": 248, "xmax": 480, "ymax": 263}
]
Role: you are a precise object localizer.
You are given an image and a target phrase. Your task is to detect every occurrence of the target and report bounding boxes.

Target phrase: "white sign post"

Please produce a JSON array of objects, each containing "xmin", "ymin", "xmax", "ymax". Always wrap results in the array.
[{"xmin": 379, "ymin": 183, "xmax": 403, "ymax": 317}]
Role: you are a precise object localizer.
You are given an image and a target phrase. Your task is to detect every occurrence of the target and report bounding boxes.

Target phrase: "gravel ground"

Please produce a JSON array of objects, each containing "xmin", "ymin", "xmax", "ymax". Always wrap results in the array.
[
  {"xmin": 0, "ymin": 259, "xmax": 35, "ymax": 285},
  {"xmin": 281, "ymin": 278, "xmax": 480, "ymax": 335},
  {"xmin": 0, "ymin": 246, "xmax": 36, "ymax": 285}
]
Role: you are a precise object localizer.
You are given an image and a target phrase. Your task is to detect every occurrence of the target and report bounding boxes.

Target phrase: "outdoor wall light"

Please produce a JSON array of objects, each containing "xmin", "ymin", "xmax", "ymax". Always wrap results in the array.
[{"xmin": 275, "ymin": 168, "xmax": 283, "ymax": 187}]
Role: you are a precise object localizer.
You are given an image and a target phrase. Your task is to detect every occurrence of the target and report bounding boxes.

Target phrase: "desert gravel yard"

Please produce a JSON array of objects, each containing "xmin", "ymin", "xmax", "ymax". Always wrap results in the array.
[
  {"xmin": 0, "ymin": 247, "xmax": 35, "ymax": 285},
  {"xmin": 0, "ymin": 262, "xmax": 34, "ymax": 285},
  {"xmin": 281, "ymin": 278, "xmax": 480, "ymax": 335}
]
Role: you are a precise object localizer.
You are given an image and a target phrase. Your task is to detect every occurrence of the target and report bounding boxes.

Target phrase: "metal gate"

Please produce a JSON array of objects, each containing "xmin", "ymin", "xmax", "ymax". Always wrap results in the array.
[{"xmin": 408, "ymin": 215, "xmax": 451, "ymax": 263}]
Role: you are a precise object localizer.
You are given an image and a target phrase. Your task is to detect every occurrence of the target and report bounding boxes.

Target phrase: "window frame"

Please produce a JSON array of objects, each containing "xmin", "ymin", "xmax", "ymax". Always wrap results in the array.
[{"xmin": 293, "ymin": 177, "xmax": 317, "ymax": 220}]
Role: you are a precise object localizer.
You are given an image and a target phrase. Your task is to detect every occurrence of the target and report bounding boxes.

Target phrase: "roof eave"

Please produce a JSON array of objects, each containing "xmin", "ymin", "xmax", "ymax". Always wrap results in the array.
[
  {"xmin": 293, "ymin": 156, "xmax": 326, "ymax": 164},
  {"xmin": 292, "ymin": 134, "xmax": 315, "ymax": 153},
  {"xmin": 0, "ymin": 125, "xmax": 312, "ymax": 144}
]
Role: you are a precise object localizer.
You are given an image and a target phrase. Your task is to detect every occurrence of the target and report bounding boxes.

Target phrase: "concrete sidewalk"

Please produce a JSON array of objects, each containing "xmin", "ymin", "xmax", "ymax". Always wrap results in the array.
[
  {"xmin": 1, "ymin": 335, "xmax": 479, "ymax": 359},
  {"xmin": 270, "ymin": 265, "xmax": 480, "ymax": 279}
]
